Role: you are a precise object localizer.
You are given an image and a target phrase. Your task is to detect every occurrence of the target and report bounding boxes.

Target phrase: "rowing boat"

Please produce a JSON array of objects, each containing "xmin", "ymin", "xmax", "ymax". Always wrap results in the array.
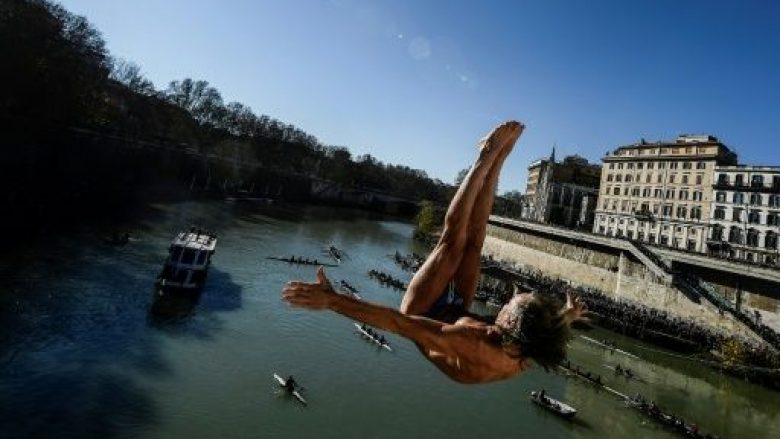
[
  {"xmin": 266, "ymin": 256, "xmax": 338, "ymax": 268},
  {"xmin": 273, "ymin": 373, "xmax": 307, "ymax": 406},
  {"xmin": 530, "ymin": 391, "xmax": 577, "ymax": 419},
  {"xmin": 353, "ymin": 323, "xmax": 392, "ymax": 351},
  {"xmin": 580, "ymin": 335, "xmax": 639, "ymax": 359}
]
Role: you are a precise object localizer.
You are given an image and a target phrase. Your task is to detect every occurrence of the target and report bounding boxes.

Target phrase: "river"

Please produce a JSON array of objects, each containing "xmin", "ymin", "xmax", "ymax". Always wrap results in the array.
[{"xmin": 0, "ymin": 201, "xmax": 777, "ymax": 439}]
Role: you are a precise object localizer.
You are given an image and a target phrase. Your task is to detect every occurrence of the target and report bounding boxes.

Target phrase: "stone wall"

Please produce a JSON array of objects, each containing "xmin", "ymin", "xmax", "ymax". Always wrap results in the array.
[{"xmin": 484, "ymin": 224, "xmax": 757, "ymax": 337}]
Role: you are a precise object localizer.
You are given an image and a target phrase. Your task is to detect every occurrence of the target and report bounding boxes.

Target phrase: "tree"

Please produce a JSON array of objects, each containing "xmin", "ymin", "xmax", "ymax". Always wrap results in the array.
[
  {"xmin": 415, "ymin": 200, "xmax": 438, "ymax": 235},
  {"xmin": 454, "ymin": 167, "xmax": 470, "ymax": 186},
  {"xmin": 110, "ymin": 58, "xmax": 155, "ymax": 95}
]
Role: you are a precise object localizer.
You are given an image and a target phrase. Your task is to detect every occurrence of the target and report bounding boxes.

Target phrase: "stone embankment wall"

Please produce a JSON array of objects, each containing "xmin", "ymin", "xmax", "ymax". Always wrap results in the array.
[{"xmin": 484, "ymin": 224, "xmax": 757, "ymax": 338}]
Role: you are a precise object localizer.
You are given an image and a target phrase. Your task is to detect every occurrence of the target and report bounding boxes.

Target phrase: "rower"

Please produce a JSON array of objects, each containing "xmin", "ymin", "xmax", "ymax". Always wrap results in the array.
[{"xmin": 284, "ymin": 375, "xmax": 298, "ymax": 391}]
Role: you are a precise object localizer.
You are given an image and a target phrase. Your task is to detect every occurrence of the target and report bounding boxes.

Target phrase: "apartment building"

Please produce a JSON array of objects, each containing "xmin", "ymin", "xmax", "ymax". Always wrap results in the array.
[
  {"xmin": 522, "ymin": 150, "xmax": 601, "ymax": 229},
  {"xmin": 593, "ymin": 135, "xmax": 737, "ymax": 253},
  {"xmin": 708, "ymin": 166, "xmax": 780, "ymax": 265}
]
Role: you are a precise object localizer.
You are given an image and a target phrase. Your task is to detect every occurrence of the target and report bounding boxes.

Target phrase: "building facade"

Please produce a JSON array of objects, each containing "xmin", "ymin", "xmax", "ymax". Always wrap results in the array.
[
  {"xmin": 522, "ymin": 150, "xmax": 601, "ymax": 229},
  {"xmin": 708, "ymin": 166, "xmax": 780, "ymax": 265},
  {"xmin": 593, "ymin": 135, "xmax": 738, "ymax": 253}
]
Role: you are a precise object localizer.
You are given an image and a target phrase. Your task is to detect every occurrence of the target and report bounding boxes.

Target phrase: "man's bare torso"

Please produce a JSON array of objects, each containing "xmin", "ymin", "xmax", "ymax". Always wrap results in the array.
[{"xmin": 419, "ymin": 316, "xmax": 526, "ymax": 384}]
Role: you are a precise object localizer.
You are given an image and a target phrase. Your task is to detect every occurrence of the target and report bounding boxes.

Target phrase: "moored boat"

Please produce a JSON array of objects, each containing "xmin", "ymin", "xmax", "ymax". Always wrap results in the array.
[
  {"xmin": 530, "ymin": 391, "xmax": 577, "ymax": 419},
  {"xmin": 156, "ymin": 228, "xmax": 217, "ymax": 293}
]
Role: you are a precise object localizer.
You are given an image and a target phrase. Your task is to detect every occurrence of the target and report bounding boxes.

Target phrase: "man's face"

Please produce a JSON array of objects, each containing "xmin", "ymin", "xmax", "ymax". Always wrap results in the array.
[{"xmin": 495, "ymin": 293, "xmax": 534, "ymax": 333}]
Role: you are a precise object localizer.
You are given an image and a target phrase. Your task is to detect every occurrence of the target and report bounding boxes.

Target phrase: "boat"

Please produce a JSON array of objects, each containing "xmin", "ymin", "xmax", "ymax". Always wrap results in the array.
[
  {"xmin": 354, "ymin": 323, "xmax": 392, "ymax": 351},
  {"xmin": 156, "ymin": 228, "xmax": 217, "ymax": 293},
  {"xmin": 580, "ymin": 335, "xmax": 639, "ymax": 359},
  {"xmin": 273, "ymin": 373, "xmax": 307, "ymax": 406},
  {"xmin": 266, "ymin": 256, "xmax": 338, "ymax": 268},
  {"xmin": 530, "ymin": 391, "xmax": 577, "ymax": 419},
  {"xmin": 326, "ymin": 245, "xmax": 348, "ymax": 264},
  {"xmin": 339, "ymin": 280, "xmax": 362, "ymax": 299}
]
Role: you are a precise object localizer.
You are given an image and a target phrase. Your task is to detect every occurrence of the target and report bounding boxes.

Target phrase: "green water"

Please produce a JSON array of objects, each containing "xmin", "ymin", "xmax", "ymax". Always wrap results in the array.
[{"xmin": 0, "ymin": 201, "xmax": 777, "ymax": 439}]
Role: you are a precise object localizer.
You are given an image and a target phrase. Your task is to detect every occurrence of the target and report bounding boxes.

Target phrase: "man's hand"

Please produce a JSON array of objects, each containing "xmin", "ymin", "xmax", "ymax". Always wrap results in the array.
[
  {"xmin": 561, "ymin": 292, "xmax": 588, "ymax": 324},
  {"xmin": 282, "ymin": 266, "xmax": 338, "ymax": 310}
]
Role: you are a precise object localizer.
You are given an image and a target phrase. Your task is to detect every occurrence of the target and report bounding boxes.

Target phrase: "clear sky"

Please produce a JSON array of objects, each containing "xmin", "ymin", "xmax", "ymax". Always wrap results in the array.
[{"xmin": 59, "ymin": 0, "xmax": 780, "ymax": 193}]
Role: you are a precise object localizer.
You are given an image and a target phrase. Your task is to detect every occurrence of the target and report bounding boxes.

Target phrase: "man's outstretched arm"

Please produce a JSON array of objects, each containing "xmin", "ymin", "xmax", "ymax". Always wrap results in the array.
[{"xmin": 282, "ymin": 267, "xmax": 458, "ymax": 354}]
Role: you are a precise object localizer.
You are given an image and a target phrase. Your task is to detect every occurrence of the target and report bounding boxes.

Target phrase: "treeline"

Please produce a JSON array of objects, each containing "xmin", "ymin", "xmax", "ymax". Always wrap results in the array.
[{"xmin": 0, "ymin": 0, "xmax": 452, "ymax": 205}]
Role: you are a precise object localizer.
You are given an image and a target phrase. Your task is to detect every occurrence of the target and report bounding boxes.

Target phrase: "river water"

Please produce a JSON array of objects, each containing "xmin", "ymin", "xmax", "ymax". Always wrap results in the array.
[{"xmin": 0, "ymin": 201, "xmax": 777, "ymax": 439}]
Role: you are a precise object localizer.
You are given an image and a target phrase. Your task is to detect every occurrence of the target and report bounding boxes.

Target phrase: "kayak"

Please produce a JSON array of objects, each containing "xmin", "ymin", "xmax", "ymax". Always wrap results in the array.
[
  {"xmin": 354, "ymin": 323, "xmax": 393, "ymax": 351},
  {"xmin": 273, "ymin": 373, "xmax": 307, "ymax": 406},
  {"xmin": 530, "ymin": 391, "xmax": 577, "ymax": 419}
]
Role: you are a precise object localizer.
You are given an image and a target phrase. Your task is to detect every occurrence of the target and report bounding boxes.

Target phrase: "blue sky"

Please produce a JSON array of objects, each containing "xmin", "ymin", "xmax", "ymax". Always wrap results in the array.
[{"xmin": 60, "ymin": 0, "xmax": 780, "ymax": 192}]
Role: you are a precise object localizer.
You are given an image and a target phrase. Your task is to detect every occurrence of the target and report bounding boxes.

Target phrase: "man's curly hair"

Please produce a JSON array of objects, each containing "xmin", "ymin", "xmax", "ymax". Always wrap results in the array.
[{"xmin": 500, "ymin": 292, "xmax": 572, "ymax": 371}]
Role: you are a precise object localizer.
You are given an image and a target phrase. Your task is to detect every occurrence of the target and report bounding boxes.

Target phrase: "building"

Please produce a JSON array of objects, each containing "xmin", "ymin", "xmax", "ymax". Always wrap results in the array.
[
  {"xmin": 525, "ymin": 153, "xmax": 601, "ymax": 197},
  {"xmin": 522, "ymin": 150, "xmax": 601, "ymax": 229},
  {"xmin": 708, "ymin": 166, "xmax": 780, "ymax": 265},
  {"xmin": 593, "ymin": 134, "xmax": 738, "ymax": 253}
]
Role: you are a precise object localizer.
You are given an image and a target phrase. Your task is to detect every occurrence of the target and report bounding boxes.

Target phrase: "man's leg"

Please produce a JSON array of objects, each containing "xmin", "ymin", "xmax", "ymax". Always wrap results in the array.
[
  {"xmin": 452, "ymin": 123, "xmax": 523, "ymax": 307},
  {"xmin": 400, "ymin": 122, "xmax": 522, "ymax": 316}
]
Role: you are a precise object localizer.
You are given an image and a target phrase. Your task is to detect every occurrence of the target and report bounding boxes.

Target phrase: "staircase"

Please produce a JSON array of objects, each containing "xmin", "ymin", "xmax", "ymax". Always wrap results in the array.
[
  {"xmin": 631, "ymin": 242, "xmax": 779, "ymax": 349},
  {"xmin": 626, "ymin": 240, "xmax": 675, "ymax": 284}
]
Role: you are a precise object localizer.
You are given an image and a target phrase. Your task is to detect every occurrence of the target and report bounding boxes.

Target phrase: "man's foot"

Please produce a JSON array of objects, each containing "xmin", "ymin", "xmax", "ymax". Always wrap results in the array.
[{"xmin": 478, "ymin": 121, "xmax": 524, "ymax": 156}]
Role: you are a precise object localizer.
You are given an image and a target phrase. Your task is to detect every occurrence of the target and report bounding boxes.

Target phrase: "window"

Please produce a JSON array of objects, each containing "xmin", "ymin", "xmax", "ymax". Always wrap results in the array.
[
  {"xmin": 697, "ymin": 162, "xmax": 706, "ymax": 170},
  {"xmin": 637, "ymin": 163, "xmax": 644, "ymax": 170},
  {"xmin": 733, "ymin": 192, "xmax": 744, "ymax": 204},
  {"xmin": 632, "ymin": 187, "xmax": 640, "ymax": 196},
  {"xmin": 692, "ymin": 191, "xmax": 702, "ymax": 201},
  {"xmin": 657, "ymin": 174, "xmax": 663, "ymax": 183},
  {"xmin": 735, "ymin": 174, "xmax": 745, "ymax": 186},
  {"xmin": 625, "ymin": 174, "xmax": 633, "ymax": 182},
  {"xmin": 769, "ymin": 195, "xmax": 780, "ymax": 207},
  {"xmin": 714, "ymin": 207, "xmax": 725, "ymax": 220},
  {"xmin": 695, "ymin": 175, "xmax": 702, "ymax": 185},
  {"xmin": 624, "ymin": 187, "xmax": 630, "ymax": 195},
  {"xmin": 710, "ymin": 224, "xmax": 724, "ymax": 241},
  {"xmin": 679, "ymin": 190, "xmax": 689, "ymax": 200},
  {"xmin": 683, "ymin": 162, "xmax": 692, "ymax": 170},
  {"xmin": 751, "ymin": 175, "xmax": 764, "ymax": 188},
  {"xmin": 766, "ymin": 231, "xmax": 778, "ymax": 249},
  {"xmin": 613, "ymin": 187, "xmax": 620, "ymax": 195},
  {"xmin": 648, "ymin": 162, "xmax": 655, "ymax": 169},
  {"xmin": 662, "ymin": 205, "xmax": 673, "ymax": 216},
  {"xmin": 747, "ymin": 229, "xmax": 759, "ymax": 247},
  {"xmin": 729, "ymin": 227, "xmax": 744, "ymax": 244},
  {"xmin": 616, "ymin": 174, "xmax": 623, "ymax": 182},
  {"xmin": 618, "ymin": 163, "xmax": 624, "ymax": 170},
  {"xmin": 654, "ymin": 188, "xmax": 663, "ymax": 198},
  {"xmin": 607, "ymin": 174, "xmax": 613, "ymax": 182},
  {"xmin": 645, "ymin": 174, "xmax": 651, "ymax": 183},
  {"xmin": 609, "ymin": 163, "xmax": 614, "ymax": 169},
  {"xmin": 628, "ymin": 163, "xmax": 634, "ymax": 170},
  {"xmin": 716, "ymin": 192, "xmax": 726, "ymax": 202},
  {"xmin": 750, "ymin": 193, "xmax": 762, "ymax": 206},
  {"xmin": 669, "ymin": 174, "xmax": 676, "ymax": 183},
  {"xmin": 643, "ymin": 188, "xmax": 651, "ymax": 197},
  {"xmin": 748, "ymin": 211, "xmax": 761, "ymax": 224},
  {"xmin": 659, "ymin": 162, "xmax": 666, "ymax": 169},
  {"xmin": 691, "ymin": 206, "xmax": 702, "ymax": 220},
  {"xmin": 666, "ymin": 189, "xmax": 674, "ymax": 198},
  {"xmin": 670, "ymin": 162, "xmax": 679, "ymax": 169},
  {"xmin": 717, "ymin": 174, "xmax": 729, "ymax": 185},
  {"xmin": 677, "ymin": 206, "xmax": 687, "ymax": 219},
  {"xmin": 768, "ymin": 213, "xmax": 780, "ymax": 226},
  {"xmin": 682, "ymin": 175, "xmax": 689, "ymax": 184},
  {"xmin": 733, "ymin": 208, "xmax": 744, "ymax": 222},
  {"xmin": 773, "ymin": 175, "xmax": 780, "ymax": 188}
]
